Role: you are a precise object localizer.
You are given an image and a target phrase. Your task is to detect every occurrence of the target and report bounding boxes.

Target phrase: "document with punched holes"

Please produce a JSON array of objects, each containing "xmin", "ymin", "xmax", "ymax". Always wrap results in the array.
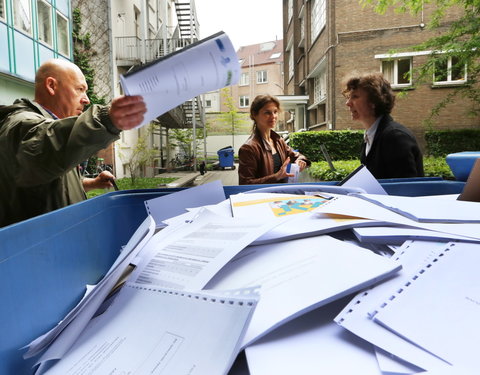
[{"xmin": 120, "ymin": 31, "xmax": 240, "ymax": 127}]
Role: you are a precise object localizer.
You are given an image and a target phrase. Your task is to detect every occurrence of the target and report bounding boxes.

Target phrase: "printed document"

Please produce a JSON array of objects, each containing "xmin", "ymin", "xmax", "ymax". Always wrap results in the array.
[
  {"xmin": 120, "ymin": 31, "xmax": 240, "ymax": 126},
  {"xmin": 372, "ymin": 241, "xmax": 480, "ymax": 370},
  {"xmin": 128, "ymin": 209, "xmax": 281, "ymax": 290},
  {"xmin": 205, "ymin": 235, "xmax": 401, "ymax": 348},
  {"xmin": 41, "ymin": 284, "xmax": 258, "ymax": 375}
]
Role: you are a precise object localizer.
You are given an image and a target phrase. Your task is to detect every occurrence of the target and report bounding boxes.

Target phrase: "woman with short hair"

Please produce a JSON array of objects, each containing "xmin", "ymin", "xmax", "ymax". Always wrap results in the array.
[{"xmin": 343, "ymin": 72, "xmax": 424, "ymax": 179}]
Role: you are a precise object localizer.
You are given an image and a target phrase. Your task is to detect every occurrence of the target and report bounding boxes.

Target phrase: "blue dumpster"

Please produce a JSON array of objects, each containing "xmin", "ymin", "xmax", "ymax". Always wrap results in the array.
[
  {"xmin": 446, "ymin": 151, "xmax": 480, "ymax": 181},
  {"xmin": 217, "ymin": 146, "xmax": 235, "ymax": 170},
  {"xmin": 0, "ymin": 178, "xmax": 466, "ymax": 374}
]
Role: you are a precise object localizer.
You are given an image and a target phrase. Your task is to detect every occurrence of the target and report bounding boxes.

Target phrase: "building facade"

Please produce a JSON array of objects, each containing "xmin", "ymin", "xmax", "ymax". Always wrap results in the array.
[
  {"xmin": 204, "ymin": 40, "xmax": 286, "ymax": 156},
  {"xmin": 283, "ymin": 0, "xmax": 479, "ymax": 150},
  {"xmin": 0, "ymin": 0, "xmax": 72, "ymax": 104}
]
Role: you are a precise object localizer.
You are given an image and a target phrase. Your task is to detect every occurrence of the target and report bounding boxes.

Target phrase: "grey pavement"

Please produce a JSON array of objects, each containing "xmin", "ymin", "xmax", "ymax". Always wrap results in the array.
[{"xmin": 158, "ymin": 163, "xmax": 321, "ymax": 188}]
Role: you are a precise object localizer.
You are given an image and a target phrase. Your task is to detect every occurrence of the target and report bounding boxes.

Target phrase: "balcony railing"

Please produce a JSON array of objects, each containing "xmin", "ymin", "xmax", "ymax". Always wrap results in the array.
[{"xmin": 115, "ymin": 36, "xmax": 196, "ymax": 64}]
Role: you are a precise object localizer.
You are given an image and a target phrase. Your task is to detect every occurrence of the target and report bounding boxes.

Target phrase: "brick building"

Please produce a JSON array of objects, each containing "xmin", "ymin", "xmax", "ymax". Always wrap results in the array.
[{"xmin": 283, "ymin": 0, "xmax": 479, "ymax": 150}]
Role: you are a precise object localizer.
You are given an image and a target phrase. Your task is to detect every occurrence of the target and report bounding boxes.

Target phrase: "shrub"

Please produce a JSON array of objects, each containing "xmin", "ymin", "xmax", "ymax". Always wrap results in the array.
[
  {"xmin": 425, "ymin": 129, "xmax": 480, "ymax": 157},
  {"xmin": 290, "ymin": 130, "xmax": 364, "ymax": 162}
]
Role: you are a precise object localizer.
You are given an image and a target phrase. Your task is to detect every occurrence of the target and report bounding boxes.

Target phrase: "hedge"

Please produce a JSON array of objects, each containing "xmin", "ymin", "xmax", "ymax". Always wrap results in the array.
[
  {"xmin": 425, "ymin": 129, "xmax": 480, "ymax": 157},
  {"xmin": 290, "ymin": 130, "xmax": 363, "ymax": 162}
]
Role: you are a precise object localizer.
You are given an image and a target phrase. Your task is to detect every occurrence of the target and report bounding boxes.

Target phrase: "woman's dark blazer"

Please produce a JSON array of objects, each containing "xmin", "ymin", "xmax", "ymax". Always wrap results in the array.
[{"xmin": 360, "ymin": 115, "xmax": 424, "ymax": 179}]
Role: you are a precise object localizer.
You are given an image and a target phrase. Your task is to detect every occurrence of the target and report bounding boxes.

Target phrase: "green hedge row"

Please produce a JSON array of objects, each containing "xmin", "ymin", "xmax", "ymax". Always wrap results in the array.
[
  {"xmin": 290, "ymin": 128, "xmax": 480, "ymax": 161},
  {"xmin": 308, "ymin": 157, "xmax": 455, "ymax": 181},
  {"xmin": 425, "ymin": 129, "xmax": 480, "ymax": 157},
  {"xmin": 289, "ymin": 130, "xmax": 363, "ymax": 162}
]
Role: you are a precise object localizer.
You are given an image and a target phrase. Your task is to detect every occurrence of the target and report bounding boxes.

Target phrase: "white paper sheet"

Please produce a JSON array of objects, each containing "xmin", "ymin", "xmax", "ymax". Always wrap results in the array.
[
  {"xmin": 245, "ymin": 297, "xmax": 383, "ymax": 375},
  {"xmin": 41, "ymin": 284, "xmax": 258, "ymax": 375},
  {"xmin": 120, "ymin": 31, "xmax": 240, "ymax": 126},
  {"xmin": 372, "ymin": 241, "xmax": 480, "ymax": 370},
  {"xmin": 353, "ymin": 193, "xmax": 480, "ymax": 223},
  {"xmin": 205, "ymin": 235, "xmax": 401, "ymax": 348},
  {"xmin": 339, "ymin": 164, "xmax": 388, "ymax": 195},
  {"xmin": 335, "ymin": 240, "xmax": 453, "ymax": 372},
  {"xmin": 353, "ymin": 226, "xmax": 480, "ymax": 245},
  {"xmin": 25, "ymin": 215, "xmax": 156, "ymax": 360},
  {"xmin": 144, "ymin": 180, "xmax": 226, "ymax": 225},
  {"xmin": 129, "ymin": 209, "xmax": 281, "ymax": 290}
]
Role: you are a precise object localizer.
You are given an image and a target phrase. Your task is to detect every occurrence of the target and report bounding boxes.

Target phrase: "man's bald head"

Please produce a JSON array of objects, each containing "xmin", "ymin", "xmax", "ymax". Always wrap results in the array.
[{"xmin": 34, "ymin": 59, "xmax": 90, "ymax": 118}]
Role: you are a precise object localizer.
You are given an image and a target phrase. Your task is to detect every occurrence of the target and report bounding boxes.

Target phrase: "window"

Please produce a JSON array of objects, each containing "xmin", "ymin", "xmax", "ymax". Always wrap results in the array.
[
  {"xmin": 239, "ymin": 72, "xmax": 249, "ymax": 86},
  {"xmin": 37, "ymin": 0, "xmax": 52, "ymax": 46},
  {"xmin": 287, "ymin": 0, "xmax": 293, "ymax": 23},
  {"xmin": 205, "ymin": 99, "xmax": 212, "ymax": 107},
  {"xmin": 288, "ymin": 48, "xmax": 294, "ymax": 80},
  {"xmin": 382, "ymin": 58, "xmax": 412, "ymax": 86},
  {"xmin": 313, "ymin": 69, "xmax": 326, "ymax": 104},
  {"xmin": 239, "ymin": 96, "xmax": 249, "ymax": 108},
  {"xmin": 311, "ymin": 0, "xmax": 326, "ymax": 42},
  {"xmin": 434, "ymin": 56, "xmax": 467, "ymax": 85},
  {"xmin": 257, "ymin": 70, "xmax": 268, "ymax": 84},
  {"xmin": 56, "ymin": 12, "xmax": 70, "ymax": 56},
  {"xmin": 13, "ymin": 0, "xmax": 32, "ymax": 34},
  {"xmin": 270, "ymin": 52, "xmax": 281, "ymax": 59},
  {"xmin": 0, "ymin": 0, "xmax": 5, "ymax": 20}
]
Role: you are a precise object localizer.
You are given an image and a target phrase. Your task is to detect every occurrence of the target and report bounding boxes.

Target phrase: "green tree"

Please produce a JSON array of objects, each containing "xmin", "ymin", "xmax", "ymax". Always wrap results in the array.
[
  {"xmin": 168, "ymin": 128, "xmax": 205, "ymax": 166},
  {"xmin": 218, "ymin": 88, "xmax": 250, "ymax": 149},
  {"xmin": 361, "ymin": 0, "xmax": 480, "ymax": 125},
  {"xmin": 119, "ymin": 130, "xmax": 156, "ymax": 185}
]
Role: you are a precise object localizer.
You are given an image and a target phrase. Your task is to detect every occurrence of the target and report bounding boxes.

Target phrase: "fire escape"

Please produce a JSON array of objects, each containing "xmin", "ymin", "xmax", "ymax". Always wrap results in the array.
[{"xmin": 114, "ymin": 0, "xmax": 204, "ymax": 170}]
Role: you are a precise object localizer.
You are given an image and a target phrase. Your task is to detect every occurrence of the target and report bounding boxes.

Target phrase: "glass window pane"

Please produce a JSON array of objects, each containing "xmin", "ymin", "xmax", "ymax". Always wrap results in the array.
[
  {"xmin": 56, "ymin": 12, "xmax": 70, "ymax": 56},
  {"xmin": 37, "ymin": 1, "xmax": 52, "ymax": 45},
  {"xmin": 13, "ymin": 0, "xmax": 32, "ymax": 34},
  {"xmin": 397, "ymin": 59, "xmax": 411, "ymax": 84},
  {"xmin": 434, "ymin": 59, "xmax": 448, "ymax": 82},
  {"xmin": 0, "ymin": 22, "xmax": 8, "ymax": 71},
  {"xmin": 14, "ymin": 30, "xmax": 35, "ymax": 80},
  {"xmin": 382, "ymin": 60, "xmax": 394, "ymax": 83},
  {"xmin": 451, "ymin": 56, "xmax": 465, "ymax": 81}
]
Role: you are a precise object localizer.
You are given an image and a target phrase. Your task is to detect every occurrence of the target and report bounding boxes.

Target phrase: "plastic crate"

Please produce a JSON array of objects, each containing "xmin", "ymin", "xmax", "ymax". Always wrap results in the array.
[
  {"xmin": 0, "ymin": 178, "xmax": 466, "ymax": 373},
  {"xmin": 446, "ymin": 151, "xmax": 480, "ymax": 181}
]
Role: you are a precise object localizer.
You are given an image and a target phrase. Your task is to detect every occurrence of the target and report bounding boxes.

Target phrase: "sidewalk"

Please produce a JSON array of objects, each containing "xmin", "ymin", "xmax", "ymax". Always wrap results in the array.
[
  {"xmin": 158, "ymin": 164, "xmax": 320, "ymax": 188},
  {"xmin": 157, "ymin": 164, "xmax": 239, "ymax": 188}
]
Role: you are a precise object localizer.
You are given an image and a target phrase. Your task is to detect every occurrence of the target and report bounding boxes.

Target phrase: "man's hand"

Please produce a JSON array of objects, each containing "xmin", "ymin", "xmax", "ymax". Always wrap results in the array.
[
  {"xmin": 109, "ymin": 95, "xmax": 147, "ymax": 130},
  {"xmin": 83, "ymin": 171, "xmax": 116, "ymax": 192}
]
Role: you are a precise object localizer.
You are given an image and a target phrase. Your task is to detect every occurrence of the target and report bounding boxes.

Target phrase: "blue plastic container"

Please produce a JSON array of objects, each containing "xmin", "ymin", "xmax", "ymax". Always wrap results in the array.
[
  {"xmin": 217, "ymin": 146, "xmax": 235, "ymax": 169},
  {"xmin": 0, "ymin": 179, "xmax": 466, "ymax": 374},
  {"xmin": 446, "ymin": 151, "xmax": 480, "ymax": 181}
]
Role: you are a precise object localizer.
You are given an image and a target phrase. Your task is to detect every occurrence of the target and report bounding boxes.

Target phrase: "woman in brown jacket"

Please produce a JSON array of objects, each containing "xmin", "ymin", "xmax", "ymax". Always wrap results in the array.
[{"xmin": 238, "ymin": 95, "xmax": 310, "ymax": 185}]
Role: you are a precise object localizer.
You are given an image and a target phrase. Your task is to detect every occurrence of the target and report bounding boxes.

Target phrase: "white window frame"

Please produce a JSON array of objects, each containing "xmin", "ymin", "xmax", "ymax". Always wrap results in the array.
[
  {"xmin": 239, "ymin": 96, "xmax": 249, "ymax": 108},
  {"xmin": 13, "ymin": 0, "xmax": 32, "ymax": 34},
  {"xmin": 313, "ymin": 68, "xmax": 326, "ymax": 104},
  {"xmin": 256, "ymin": 70, "xmax": 268, "ymax": 84},
  {"xmin": 239, "ymin": 72, "xmax": 249, "ymax": 86},
  {"xmin": 381, "ymin": 57, "xmax": 412, "ymax": 87},
  {"xmin": 311, "ymin": 0, "xmax": 326, "ymax": 42},
  {"xmin": 433, "ymin": 55, "xmax": 467, "ymax": 86},
  {"xmin": 56, "ymin": 11, "xmax": 70, "ymax": 56},
  {"xmin": 37, "ymin": 0, "xmax": 53, "ymax": 46}
]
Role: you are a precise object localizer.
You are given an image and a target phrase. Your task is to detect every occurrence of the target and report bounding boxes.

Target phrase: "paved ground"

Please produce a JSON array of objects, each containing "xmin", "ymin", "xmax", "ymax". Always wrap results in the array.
[
  {"xmin": 157, "ymin": 164, "xmax": 240, "ymax": 188},
  {"xmin": 158, "ymin": 163, "xmax": 321, "ymax": 188}
]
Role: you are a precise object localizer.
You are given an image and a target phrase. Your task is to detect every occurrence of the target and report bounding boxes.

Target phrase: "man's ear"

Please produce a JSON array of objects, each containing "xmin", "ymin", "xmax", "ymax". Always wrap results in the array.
[{"xmin": 45, "ymin": 77, "xmax": 57, "ymax": 96}]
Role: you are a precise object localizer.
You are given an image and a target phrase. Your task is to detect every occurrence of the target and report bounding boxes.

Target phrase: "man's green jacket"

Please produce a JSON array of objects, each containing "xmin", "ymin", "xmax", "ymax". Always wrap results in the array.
[{"xmin": 0, "ymin": 99, "xmax": 120, "ymax": 227}]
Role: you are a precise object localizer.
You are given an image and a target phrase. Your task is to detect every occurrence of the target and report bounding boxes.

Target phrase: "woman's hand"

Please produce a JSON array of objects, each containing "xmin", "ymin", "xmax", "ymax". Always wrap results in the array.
[
  {"xmin": 275, "ymin": 158, "xmax": 294, "ymax": 181},
  {"xmin": 295, "ymin": 159, "xmax": 308, "ymax": 172}
]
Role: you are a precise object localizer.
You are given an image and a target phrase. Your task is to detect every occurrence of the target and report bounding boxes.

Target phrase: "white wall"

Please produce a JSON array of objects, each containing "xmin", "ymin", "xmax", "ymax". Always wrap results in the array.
[{"xmin": 203, "ymin": 134, "xmax": 251, "ymax": 158}]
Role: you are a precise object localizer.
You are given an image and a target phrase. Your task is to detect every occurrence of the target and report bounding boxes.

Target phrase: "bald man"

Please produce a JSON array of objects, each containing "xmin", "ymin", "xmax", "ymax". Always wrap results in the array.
[{"xmin": 0, "ymin": 59, "xmax": 147, "ymax": 227}]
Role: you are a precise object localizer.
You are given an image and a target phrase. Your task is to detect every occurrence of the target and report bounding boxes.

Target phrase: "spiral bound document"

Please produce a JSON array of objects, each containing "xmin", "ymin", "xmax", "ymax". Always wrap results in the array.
[
  {"xmin": 371, "ymin": 241, "xmax": 480, "ymax": 370},
  {"xmin": 41, "ymin": 284, "xmax": 258, "ymax": 375},
  {"xmin": 334, "ymin": 240, "xmax": 452, "ymax": 371}
]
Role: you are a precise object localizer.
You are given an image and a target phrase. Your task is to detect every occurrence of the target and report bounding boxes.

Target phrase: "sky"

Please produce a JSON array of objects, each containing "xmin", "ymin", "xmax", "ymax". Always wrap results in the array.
[{"xmin": 194, "ymin": 0, "xmax": 283, "ymax": 50}]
